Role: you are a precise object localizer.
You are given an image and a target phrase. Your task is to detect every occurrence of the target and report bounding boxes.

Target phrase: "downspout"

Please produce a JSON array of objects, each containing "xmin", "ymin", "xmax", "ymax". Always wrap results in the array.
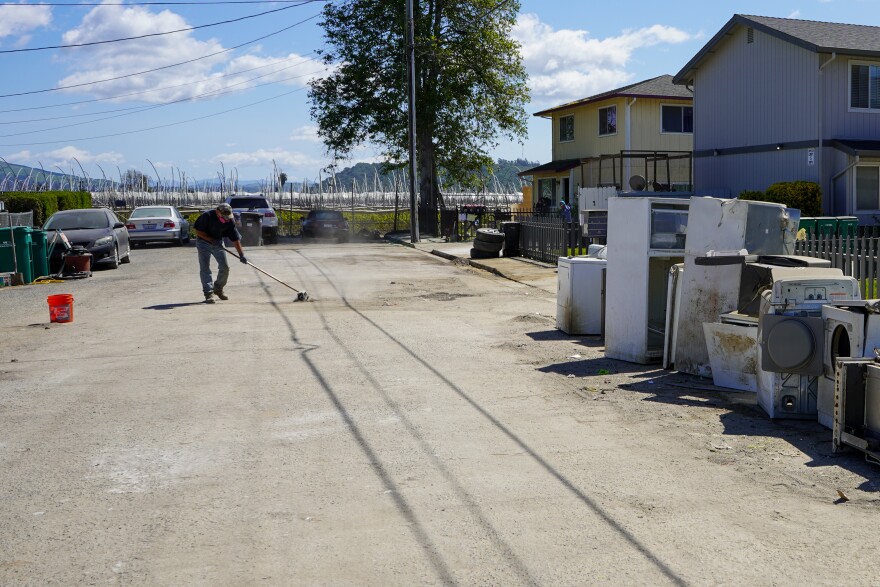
[
  {"xmin": 625, "ymin": 97, "xmax": 637, "ymax": 188},
  {"xmin": 819, "ymin": 52, "xmax": 836, "ymax": 213},
  {"xmin": 831, "ymin": 155, "xmax": 859, "ymax": 216}
]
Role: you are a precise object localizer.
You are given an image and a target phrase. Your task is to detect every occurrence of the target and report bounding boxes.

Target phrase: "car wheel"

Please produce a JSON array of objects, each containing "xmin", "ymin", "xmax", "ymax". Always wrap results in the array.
[
  {"xmin": 183, "ymin": 232, "xmax": 191, "ymax": 244},
  {"xmin": 107, "ymin": 245, "xmax": 120, "ymax": 269},
  {"xmin": 121, "ymin": 247, "xmax": 131, "ymax": 264},
  {"xmin": 175, "ymin": 232, "xmax": 185, "ymax": 246}
]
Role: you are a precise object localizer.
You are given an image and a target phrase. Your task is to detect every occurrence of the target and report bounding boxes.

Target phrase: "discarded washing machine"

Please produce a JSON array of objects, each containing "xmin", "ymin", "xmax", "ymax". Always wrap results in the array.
[
  {"xmin": 831, "ymin": 357, "xmax": 880, "ymax": 462},
  {"xmin": 818, "ymin": 300, "xmax": 880, "ymax": 428},
  {"xmin": 758, "ymin": 276, "xmax": 860, "ymax": 419}
]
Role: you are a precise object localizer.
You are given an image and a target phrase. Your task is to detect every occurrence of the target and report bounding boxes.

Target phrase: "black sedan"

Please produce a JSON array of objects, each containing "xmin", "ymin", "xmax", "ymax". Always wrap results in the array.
[
  {"xmin": 301, "ymin": 209, "xmax": 350, "ymax": 242},
  {"xmin": 44, "ymin": 208, "xmax": 131, "ymax": 270}
]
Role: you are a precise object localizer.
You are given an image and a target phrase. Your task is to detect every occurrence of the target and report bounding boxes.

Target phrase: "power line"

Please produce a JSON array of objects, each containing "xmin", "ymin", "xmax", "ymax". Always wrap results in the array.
[
  {"xmin": 0, "ymin": 85, "xmax": 308, "ymax": 147},
  {"xmin": 0, "ymin": 1, "xmax": 322, "ymax": 5},
  {"xmin": 0, "ymin": 12, "xmax": 321, "ymax": 98},
  {"xmin": 0, "ymin": 1, "xmax": 320, "ymax": 54},
  {"xmin": 0, "ymin": 66, "xmax": 326, "ymax": 136},
  {"xmin": 0, "ymin": 52, "xmax": 319, "ymax": 116}
]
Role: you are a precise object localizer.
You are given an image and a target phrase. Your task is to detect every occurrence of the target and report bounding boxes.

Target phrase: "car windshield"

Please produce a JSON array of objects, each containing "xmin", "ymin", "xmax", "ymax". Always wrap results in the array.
[
  {"xmin": 229, "ymin": 197, "xmax": 270, "ymax": 209},
  {"xmin": 44, "ymin": 210, "xmax": 109, "ymax": 230},
  {"xmin": 310, "ymin": 211, "xmax": 344, "ymax": 221},
  {"xmin": 130, "ymin": 207, "xmax": 171, "ymax": 218}
]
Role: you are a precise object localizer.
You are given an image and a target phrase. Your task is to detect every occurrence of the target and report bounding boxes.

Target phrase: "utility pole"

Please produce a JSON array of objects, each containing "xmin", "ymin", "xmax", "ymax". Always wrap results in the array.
[{"xmin": 405, "ymin": 0, "xmax": 420, "ymax": 243}]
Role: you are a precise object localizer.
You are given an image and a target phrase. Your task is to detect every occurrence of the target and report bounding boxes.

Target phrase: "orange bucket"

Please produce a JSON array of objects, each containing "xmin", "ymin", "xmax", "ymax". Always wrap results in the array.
[{"xmin": 47, "ymin": 294, "xmax": 74, "ymax": 323}]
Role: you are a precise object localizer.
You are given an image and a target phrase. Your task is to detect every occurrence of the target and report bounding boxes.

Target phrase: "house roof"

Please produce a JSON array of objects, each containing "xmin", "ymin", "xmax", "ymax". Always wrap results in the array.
[
  {"xmin": 830, "ymin": 139, "xmax": 880, "ymax": 158},
  {"xmin": 517, "ymin": 159, "xmax": 582, "ymax": 177},
  {"xmin": 674, "ymin": 14, "xmax": 880, "ymax": 85},
  {"xmin": 533, "ymin": 75, "xmax": 692, "ymax": 118}
]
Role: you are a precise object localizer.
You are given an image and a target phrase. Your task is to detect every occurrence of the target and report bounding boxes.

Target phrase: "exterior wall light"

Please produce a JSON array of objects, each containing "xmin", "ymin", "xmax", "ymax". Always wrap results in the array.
[
  {"xmin": 713, "ymin": 149, "xmax": 720, "ymax": 156},
  {"xmin": 776, "ymin": 144, "xmax": 784, "ymax": 150}
]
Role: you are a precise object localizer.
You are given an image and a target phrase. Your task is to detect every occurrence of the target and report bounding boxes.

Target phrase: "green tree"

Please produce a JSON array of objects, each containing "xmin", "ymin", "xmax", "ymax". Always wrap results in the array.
[
  {"xmin": 309, "ymin": 0, "xmax": 529, "ymax": 234},
  {"xmin": 278, "ymin": 172, "xmax": 288, "ymax": 192}
]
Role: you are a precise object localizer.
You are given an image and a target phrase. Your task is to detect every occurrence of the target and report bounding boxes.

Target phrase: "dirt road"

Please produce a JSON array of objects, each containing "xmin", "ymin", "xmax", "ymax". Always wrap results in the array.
[{"xmin": 1, "ymin": 240, "xmax": 878, "ymax": 585}]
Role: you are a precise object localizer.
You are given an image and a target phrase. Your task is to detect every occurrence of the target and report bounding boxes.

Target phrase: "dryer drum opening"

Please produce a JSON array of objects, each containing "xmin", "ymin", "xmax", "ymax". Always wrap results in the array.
[{"xmin": 767, "ymin": 319, "xmax": 815, "ymax": 370}]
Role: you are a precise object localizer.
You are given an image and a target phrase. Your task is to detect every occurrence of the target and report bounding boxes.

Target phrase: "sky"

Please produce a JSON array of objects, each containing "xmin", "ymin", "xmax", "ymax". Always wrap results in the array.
[{"xmin": 1, "ymin": 0, "xmax": 879, "ymax": 186}]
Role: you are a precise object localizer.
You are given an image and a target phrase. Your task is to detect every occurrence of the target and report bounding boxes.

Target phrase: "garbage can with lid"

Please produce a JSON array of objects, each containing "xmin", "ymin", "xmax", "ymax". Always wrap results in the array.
[
  {"xmin": 500, "ymin": 221, "xmax": 521, "ymax": 257},
  {"xmin": 0, "ymin": 226, "xmax": 34, "ymax": 284},
  {"xmin": 30, "ymin": 229, "xmax": 49, "ymax": 278},
  {"xmin": 837, "ymin": 216, "xmax": 858, "ymax": 238},
  {"xmin": 814, "ymin": 217, "xmax": 838, "ymax": 236},
  {"xmin": 237, "ymin": 212, "xmax": 263, "ymax": 247},
  {"xmin": 798, "ymin": 217, "xmax": 816, "ymax": 236}
]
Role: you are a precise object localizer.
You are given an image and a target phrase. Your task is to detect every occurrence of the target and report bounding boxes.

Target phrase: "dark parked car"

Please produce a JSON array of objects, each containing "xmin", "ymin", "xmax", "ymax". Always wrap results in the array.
[
  {"xmin": 301, "ymin": 209, "xmax": 349, "ymax": 242},
  {"xmin": 43, "ymin": 208, "xmax": 131, "ymax": 270}
]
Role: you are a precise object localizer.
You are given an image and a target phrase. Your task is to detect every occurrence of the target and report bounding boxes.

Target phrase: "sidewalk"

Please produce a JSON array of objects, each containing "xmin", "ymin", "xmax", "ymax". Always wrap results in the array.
[{"xmin": 385, "ymin": 232, "xmax": 558, "ymax": 293}]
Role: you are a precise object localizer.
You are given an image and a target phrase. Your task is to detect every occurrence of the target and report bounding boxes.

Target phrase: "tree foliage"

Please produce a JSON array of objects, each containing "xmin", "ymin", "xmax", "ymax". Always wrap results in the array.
[
  {"xmin": 309, "ymin": 0, "xmax": 529, "ymax": 230},
  {"xmin": 122, "ymin": 169, "xmax": 150, "ymax": 191}
]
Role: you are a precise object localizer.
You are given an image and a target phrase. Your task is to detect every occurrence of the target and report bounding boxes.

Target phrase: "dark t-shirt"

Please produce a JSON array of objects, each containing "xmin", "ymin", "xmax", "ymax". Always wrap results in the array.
[{"xmin": 194, "ymin": 210, "xmax": 240, "ymax": 242}]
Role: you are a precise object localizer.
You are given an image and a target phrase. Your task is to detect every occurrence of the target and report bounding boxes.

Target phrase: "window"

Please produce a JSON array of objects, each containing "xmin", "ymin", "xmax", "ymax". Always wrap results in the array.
[
  {"xmin": 559, "ymin": 115, "xmax": 574, "ymax": 142},
  {"xmin": 855, "ymin": 165, "xmax": 880, "ymax": 211},
  {"xmin": 661, "ymin": 105, "xmax": 693, "ymax": 133},
  {"xmin": 850, "ymin": 62, "xmax": 880, "ymax": 111},
  {"xmin": 599, "ymin": 106, "xmax": 617, "ymax": 136}
]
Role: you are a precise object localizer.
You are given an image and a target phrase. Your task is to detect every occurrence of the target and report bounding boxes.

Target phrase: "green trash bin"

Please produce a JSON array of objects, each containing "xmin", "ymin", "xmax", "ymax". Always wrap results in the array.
[
  {"xmin": 0, "ymin": 226, "xmax": 34, "ymax": 284},
  {"xmin": 798, "ymin": 217, "xmax": 817, "ymax": 237},
  {"xmin": 814, "ymin": 217, "xmax": 839, "ymax": 237},
  {"xmin": 30, "ymin": 229, "xmax": 49, "ymax": 279},
  {"xmin": 837, "ymin": 216, "xmax": 859, "ymax": 238}
]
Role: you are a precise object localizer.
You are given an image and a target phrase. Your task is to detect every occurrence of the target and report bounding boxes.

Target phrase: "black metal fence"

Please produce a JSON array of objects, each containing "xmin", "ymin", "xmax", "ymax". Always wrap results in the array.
[{"xmin": 519, "ymin": 216, "xmax": 593, "ymax": 263}]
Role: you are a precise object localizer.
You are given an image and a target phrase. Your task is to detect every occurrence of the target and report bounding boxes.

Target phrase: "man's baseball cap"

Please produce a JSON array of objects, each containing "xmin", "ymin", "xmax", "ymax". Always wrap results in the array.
[{"xmin": 216, "ymin": 203, "xmax": 233, "ymax": 217}]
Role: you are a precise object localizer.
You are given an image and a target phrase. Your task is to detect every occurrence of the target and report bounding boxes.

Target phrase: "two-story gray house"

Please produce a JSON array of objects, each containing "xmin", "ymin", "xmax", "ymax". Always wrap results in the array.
[{"xmin": 673, "ymin": 14, "xmax": 880, "ymax": 221}]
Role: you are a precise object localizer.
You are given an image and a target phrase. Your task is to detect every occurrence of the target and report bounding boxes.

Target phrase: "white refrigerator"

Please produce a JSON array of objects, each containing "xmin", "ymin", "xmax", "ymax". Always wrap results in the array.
[{"xmin": 557, "ymin": 257, "xmax": 606, "ymax": 335}]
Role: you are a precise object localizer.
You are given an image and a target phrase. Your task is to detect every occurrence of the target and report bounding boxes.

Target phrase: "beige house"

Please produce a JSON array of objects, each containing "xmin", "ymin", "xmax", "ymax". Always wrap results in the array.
[{"xmin": 521, "ymin": 75, "xmax": 694, "ymax": 208}]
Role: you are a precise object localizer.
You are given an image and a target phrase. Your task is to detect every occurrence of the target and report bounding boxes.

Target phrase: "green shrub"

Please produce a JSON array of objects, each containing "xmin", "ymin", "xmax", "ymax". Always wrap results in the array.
[
  {"xmin": 0, "ymin": 190, "xmax": 92, "ymax": 225},
  {"xmin": 759, "ymin": 181, "xmax": 822, "ymax": 216},
  {"xmin": 738, "ymin": 190, "xmax": 765, "ymax": 200}
]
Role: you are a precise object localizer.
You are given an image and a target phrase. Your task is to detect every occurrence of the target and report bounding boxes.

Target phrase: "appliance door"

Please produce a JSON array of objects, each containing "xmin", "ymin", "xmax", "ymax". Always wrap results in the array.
[{"xmin": 760, "ymin": 314, "xmax": 824, "ymax": 376}]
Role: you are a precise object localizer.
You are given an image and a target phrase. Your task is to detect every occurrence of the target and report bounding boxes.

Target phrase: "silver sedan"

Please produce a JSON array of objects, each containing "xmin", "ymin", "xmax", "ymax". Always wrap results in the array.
[{"xmin": 125, "ymin": 206, "xmax": 191, "ymax": 246}]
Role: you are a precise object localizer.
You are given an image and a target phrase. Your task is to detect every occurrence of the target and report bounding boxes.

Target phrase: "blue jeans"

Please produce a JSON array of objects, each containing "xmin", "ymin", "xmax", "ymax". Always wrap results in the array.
[{"xmin": 196, "ymin": 239, "xmax": 229, "ymax": 296}]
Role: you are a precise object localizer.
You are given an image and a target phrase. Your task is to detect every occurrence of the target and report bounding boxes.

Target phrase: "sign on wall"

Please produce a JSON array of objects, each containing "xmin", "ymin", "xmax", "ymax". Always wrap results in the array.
[{"xmin": 807, "ymin": 148, "xmax": 815, "ymax": 166}]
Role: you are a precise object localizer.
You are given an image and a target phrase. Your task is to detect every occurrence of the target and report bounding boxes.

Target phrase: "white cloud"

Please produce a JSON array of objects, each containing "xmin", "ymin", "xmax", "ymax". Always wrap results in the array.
[
  {"xmin": 513, "ymin": 14, "xmax": 694, "ymax": 105},
  {"xmin": 289, "ymin": 125, "xmax": 321, "ymax": 143},
  {"xmin": 0, "ymin": 3, "xmax": 51, "ymax": 39},
  {"xmin": 211, "ymin": 148, "xmax": 323, "ymax": 170},
  {"xmin": 788, "ymin": 10, "xmax": 802, "ymax": 18},
  {"xmin": 56, "ymin": 5, "xmax": 326, "ymax": 103},
  {"xmin": 3, "ymin": 146, "xmax": 124, "ymax": 171}
]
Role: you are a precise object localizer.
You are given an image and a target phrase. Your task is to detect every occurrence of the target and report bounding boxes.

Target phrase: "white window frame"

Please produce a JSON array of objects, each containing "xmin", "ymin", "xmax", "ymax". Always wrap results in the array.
[
  {"xmin": 598, "ymin": 105, "xmax": 617, "ymax": 137},
  {"xmin": 853, "ymin": 163, "xmax": 880, "ymax": 212},
  {"xmin": 660, "ymin": 104, "xmax": 694, "ymax": 134},
  {"xmin": 559, "ymin": 114, "xmax": 575, "ymax": 143},
  {"xmin": 848, "ymin": 59, "xmax": 880, "ymax": 113}
]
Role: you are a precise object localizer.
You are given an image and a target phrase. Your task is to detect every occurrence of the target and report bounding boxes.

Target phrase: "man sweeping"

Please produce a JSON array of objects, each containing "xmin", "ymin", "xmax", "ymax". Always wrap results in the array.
[{"xmin": 193, "ymin": 203, "xmax": 247, "ymax": 304}]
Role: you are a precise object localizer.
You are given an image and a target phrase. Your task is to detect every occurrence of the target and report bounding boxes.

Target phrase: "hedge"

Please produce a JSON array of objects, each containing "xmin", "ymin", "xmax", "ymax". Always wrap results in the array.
[
  {"xmin": 0, "ymin": 191, "xmax": 92, "ymax": 226},
  {"xmin": 740, "ymin": 181, "xmax": 822, "ymax": 217}
]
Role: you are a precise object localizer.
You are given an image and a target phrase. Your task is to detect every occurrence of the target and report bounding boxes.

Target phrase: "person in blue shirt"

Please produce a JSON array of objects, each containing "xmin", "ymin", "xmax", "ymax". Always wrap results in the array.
[
  {"xmin": 559, "ymin": 200, "xmax": 572, "ymax": 222},
  {"xmin": 193, "ymin": 203, "xmax": 247, "ymax": 303}
]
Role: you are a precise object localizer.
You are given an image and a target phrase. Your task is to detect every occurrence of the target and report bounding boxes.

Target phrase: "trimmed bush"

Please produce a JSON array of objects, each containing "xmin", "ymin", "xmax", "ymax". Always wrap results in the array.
[
  {"xmin": 738, "ymin": 190, "xmax": 765, "ymax": 201},
  {"xmin": 0, "ymin": 190, "xmax": 92, "ymax": 226},
  {"xmin": 759, "ymin": 181, "xmax": 822, "ymax": 217}
]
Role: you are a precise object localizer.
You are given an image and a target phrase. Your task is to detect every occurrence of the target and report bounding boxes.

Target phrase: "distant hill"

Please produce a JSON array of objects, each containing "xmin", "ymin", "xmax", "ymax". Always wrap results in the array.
[{"xmin": 321, "ymin": 158, "xmax": 539, "ymax": 192}]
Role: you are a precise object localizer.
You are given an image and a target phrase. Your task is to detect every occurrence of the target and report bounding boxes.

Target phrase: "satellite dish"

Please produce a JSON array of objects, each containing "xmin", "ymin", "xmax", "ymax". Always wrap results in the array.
[{"xmin": 629, "ymin": 174, "xmax": 647, "ymax": 191}]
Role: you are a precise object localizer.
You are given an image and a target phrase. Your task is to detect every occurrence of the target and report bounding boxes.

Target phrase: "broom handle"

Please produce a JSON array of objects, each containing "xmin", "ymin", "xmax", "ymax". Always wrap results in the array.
[{"xmin": 222, "ymin": 246, "xmax": 302, "ymax": 293}]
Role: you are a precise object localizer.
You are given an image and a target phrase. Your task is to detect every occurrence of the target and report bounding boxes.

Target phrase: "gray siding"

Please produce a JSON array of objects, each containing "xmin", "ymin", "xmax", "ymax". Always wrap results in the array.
[
  {"xmin": 694, "ymin": 25, "xmax": 819, "ymax": 152},
  {"xmin": 696, "ymin": 150, "xmax": 821, "ymax": 197},
  {"xmin": 823, "ymin": 56, "xmax": 880, "ymax": 139}
]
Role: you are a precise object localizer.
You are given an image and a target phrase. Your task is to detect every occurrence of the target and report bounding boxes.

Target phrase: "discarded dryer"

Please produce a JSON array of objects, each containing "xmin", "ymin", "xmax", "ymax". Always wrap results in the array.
[
  {"xmin": 832, "ymin": 357, "xmax": 880, "ymax": 462},
  {"xmin": 758, "ymin": 276, "xmax": 860, "ymax": 419},
  {"xmin": 556, "ymin": 256, "xmax": 606, "ymax": 335}
]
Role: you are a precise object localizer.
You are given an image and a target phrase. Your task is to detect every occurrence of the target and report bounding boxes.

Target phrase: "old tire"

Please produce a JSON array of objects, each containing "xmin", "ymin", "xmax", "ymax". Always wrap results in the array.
[
  {"xmin": 473, "ymin": 238, "xmax": 503, "ymax": 253},
  {"xmin": 470, "ymin": 247, "xmax": 498, "ymax": 259},
  {"xmin": 475, "ymin": 228, "xmax": 505, "ymax": 244}
]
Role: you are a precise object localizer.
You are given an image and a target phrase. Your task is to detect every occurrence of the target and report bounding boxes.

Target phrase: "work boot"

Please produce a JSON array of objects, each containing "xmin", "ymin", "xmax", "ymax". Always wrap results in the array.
[
  {"xmin": 204, "ymin": 293, "xmax": 216, "ymax": 304},
  {"xmin": 213, "ymin": 289, "xmax": 228, "ymax": 301}
]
